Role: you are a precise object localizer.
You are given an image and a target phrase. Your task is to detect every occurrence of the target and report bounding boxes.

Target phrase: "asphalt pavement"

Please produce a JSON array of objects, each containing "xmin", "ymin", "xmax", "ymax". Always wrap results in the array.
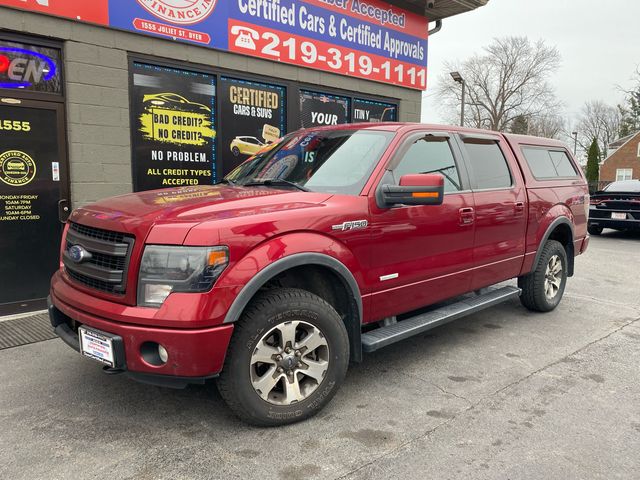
[{"xmin": 1, "ymin": 230, "xmax": 639, "ymax": 480}]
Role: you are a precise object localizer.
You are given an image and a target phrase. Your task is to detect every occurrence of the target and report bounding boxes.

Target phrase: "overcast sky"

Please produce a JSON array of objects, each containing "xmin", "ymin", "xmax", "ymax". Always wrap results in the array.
[{"xmin": 421, "ymin": 0, "xmax": 640, "ymax": 128}]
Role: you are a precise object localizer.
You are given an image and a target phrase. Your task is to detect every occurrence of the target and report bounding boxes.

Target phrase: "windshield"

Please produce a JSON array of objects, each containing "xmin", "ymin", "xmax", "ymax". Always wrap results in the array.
[{"xmin": 224, "ymin": 129, "xmax": 394, "ymax": 195}]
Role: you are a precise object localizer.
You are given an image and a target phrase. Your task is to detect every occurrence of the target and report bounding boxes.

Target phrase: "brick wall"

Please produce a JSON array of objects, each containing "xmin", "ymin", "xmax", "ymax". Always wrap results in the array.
[
  {"xmin": 600, "ymin": 132, "xmax": 640, "ymax": 182},
  {"xmin": 0, "ymin": 7, "xmax": 423, "ymax": 207}
]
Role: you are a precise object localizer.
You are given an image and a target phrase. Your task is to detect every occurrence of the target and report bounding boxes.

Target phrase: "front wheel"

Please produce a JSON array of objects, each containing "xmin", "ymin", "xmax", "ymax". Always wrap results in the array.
[
  {"xmin": 518, "ymin": 240, "xmax": 568, "ymax": 312},
  {"xmin": 217, "ymin": 288, "xmax": 349, "ymax": 426}
]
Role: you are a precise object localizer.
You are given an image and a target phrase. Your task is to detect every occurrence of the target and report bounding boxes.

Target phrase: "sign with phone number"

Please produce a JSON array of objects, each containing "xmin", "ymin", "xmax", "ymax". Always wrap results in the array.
[
  {"xmin": 2, "ymin": 0, "xmax": 428, "ymax": 89},
  {"xmin": 225, "ymin": 0, "xmax": 428, "ymax": 90},
  {"xmin": 228, "ymin": 19, "xmax": 426, "ymax": 89}
]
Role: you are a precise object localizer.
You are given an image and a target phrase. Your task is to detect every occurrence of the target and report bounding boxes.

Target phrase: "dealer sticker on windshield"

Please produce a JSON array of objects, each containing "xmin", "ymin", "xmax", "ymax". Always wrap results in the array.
[{"xmin": 79, "ymin": 327, "xmax": 115, "ymax": 367}]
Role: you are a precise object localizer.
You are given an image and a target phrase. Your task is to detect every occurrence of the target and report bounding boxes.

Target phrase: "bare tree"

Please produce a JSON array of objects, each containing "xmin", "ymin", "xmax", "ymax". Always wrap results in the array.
[
  {"xmin": 510, "ymin": 113, "xmax": 566, "ymax": 139},
  {"xmin": 617, "ymin": 66, "xmax": 640, "ymax": 137},
  {"xmin": 436, "ymin": 36, "xmax": 562, "ymax": 131},
  {"xmin": 575, "ymin": 100, "xmax": 621, "ymax": 159}
]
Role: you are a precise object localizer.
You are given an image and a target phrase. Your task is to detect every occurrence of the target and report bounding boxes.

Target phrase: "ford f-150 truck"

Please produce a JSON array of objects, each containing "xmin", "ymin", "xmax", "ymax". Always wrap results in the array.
[{"xmin": 49, "ymin": 123, "xmax": 589, "ymax": 426}]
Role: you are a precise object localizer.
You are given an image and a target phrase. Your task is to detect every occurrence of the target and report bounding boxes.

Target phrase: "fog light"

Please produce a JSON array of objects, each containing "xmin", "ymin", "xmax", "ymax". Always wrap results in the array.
[
  {"xmin": 140, "ymin": 341, "xmax": 168, "ymax": 366},
  {"xmin": 158, "ymin": 344, "xmax": 168, "ymax": 363}
]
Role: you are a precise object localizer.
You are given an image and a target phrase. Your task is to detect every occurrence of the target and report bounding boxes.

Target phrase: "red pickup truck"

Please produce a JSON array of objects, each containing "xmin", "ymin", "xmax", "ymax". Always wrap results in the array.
[{"xmin": 49, "ymin": 123, "xmax": 589, "ymax": 426}]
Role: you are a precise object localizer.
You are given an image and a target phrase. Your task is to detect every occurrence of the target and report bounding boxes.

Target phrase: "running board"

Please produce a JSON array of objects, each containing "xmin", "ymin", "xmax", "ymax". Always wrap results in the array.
[{"xmin": 361, "ymin": 286, "xmax": 521, "ymax": 353}]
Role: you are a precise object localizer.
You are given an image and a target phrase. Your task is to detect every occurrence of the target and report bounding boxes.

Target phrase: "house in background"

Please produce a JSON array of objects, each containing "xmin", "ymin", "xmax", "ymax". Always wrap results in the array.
[{"xmin": 600, "ymin": 131, "xmax": 640, "ymax": 184}]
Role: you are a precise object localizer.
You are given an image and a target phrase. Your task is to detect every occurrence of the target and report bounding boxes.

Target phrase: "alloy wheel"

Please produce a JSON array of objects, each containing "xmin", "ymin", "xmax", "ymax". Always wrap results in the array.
[
  {"xmin": 249, "ymin": 320, "xmax": 330, "ymax": 405},
  {"xmin": 544, "ymin": 254, "xmax": 563, "ymax": 300}
]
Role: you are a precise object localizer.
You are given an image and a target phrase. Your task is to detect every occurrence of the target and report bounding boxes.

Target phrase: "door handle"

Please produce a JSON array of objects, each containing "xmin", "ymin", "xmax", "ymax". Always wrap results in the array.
[
  {"xmin": 514, "ymin": 202, "xmax": 525, "ymax": 215},
  {"xmin": 459, "ymin": 207, "xmax": 475, "ymax": 226},
  {"xmin": 58, "ymin": 199, "xmax": 70, "ymax": 223}
]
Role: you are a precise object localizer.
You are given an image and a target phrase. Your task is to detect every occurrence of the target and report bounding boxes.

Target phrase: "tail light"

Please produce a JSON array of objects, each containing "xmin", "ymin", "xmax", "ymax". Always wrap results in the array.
[{"xmin": 585, "ymin": 194, "xmax": 590, "ymax": 219}]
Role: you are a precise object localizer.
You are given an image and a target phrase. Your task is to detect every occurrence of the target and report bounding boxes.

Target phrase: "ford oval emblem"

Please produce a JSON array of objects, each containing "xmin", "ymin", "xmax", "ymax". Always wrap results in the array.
[{"xmin": 68, "ymin": 244, "xmax": 91, "ymax": 263}]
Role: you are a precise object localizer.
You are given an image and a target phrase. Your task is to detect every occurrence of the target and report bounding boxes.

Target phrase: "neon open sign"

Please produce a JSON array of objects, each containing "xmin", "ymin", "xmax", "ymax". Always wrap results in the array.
[{"xmin": 0, "ymin": 47, "xmax": 57, "ymax": 89}]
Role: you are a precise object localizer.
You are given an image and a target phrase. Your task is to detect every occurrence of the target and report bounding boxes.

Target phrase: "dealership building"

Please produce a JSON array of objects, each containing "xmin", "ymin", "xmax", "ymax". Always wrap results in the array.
[{"xmin": 0, "ymin": 0, "xmax": 487, "ymax": 314}]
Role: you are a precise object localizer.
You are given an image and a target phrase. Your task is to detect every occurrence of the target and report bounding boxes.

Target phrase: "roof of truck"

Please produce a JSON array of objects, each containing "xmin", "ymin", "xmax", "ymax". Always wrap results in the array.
[{"xmin": 301, "ymin": 122, "xmax": 571, "ymax": 149}]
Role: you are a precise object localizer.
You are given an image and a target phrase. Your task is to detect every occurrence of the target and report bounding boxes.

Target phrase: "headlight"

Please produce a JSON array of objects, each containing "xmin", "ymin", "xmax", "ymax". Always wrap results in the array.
[{"xmin": 137, "ymin": 245, "xmax": 229, "ymax": 307}]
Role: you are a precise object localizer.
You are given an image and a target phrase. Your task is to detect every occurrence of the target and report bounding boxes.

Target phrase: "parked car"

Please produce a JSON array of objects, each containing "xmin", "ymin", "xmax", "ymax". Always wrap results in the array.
[
  {"xmin": 49, "ymin": 123, "xmax": 589, "ymax": 426},
  {"xmin": 588, "ymin": 179, "xmax": 640, "ymax": 234},
  {"xmin": 230, "ymin": 136, "xmax": 265, "ymax": 156}
]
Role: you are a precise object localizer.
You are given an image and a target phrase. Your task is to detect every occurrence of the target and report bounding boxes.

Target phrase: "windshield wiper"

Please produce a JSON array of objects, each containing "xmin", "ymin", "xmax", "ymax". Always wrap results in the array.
[{"xmin": 243, "ymin": 179, "xmax": 310, "ymax": 192}]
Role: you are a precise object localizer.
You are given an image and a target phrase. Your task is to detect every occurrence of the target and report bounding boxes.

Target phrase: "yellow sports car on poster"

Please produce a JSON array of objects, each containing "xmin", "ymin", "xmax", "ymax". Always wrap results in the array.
[
  {"xmin": 230, "ymin": 136, "xmax": 265, "ymax": 156},
  {"xmin": 142, "ymin": 93, "xmax": 211, "ymax": 113}
]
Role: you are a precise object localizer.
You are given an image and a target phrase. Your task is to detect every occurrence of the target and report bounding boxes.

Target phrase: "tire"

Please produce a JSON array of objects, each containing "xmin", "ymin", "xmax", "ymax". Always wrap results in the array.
[
  {"xmin": 231, "ymin": 146, "xmax": 240, "ymax": 156},
  {"xmin": 588, "ymin": 225, "xmax": 603, "ymax": 235},
  {"xmin": 217, "ymin": 288, "xmax": 349, "ymax": 426},
  {"xmin": 518, "ymin": 240, "xmax": 568, "ymax": 312}
]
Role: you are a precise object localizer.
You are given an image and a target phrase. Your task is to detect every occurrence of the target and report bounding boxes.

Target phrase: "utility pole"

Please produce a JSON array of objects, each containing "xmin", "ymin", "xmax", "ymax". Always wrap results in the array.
[{"xmin": 572, "ymin": 131, "xmax": 578, "ymax": 155}]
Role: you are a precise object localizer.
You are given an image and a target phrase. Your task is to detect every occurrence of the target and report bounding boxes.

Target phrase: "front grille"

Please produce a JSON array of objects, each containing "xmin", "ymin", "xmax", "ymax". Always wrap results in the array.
[
  {"xmin": 69, "ymin": 222, "xmax": 126, "ymax": 243},
  {"xmin": 66, "ymin": 245, "xmax": 127, "ymax": 271},
  {"xmin": 67, "ymin": 269, "xmax": 120, "ymax": 294},
  {"xmin": 63, "ymin": 222, "xmax": 134, "ymax": 294}
]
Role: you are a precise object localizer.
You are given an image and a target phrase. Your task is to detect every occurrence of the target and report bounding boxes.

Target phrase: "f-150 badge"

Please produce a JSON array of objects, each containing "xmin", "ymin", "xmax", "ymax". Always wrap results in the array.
[{"xmin": 332, "ymin": 220, "xmax": 368, "ymax": 231}]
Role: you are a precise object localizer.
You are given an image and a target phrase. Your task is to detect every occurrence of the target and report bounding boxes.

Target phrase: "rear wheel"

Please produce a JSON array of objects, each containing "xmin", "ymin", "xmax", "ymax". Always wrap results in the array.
[
  {"xmin": 587, "ymin": 224, "xmax": 603, "ymax": 235},
  {"xmin": 518, "ymin": 240, "xmax": 568, "ymax": 312},
  {"xmin": 217, "ymin": 288, "xmax": 349, "ymax": 426},
  {"xmin": 231, "ymin": 146, "xmax": 240, "ymax": 156}
]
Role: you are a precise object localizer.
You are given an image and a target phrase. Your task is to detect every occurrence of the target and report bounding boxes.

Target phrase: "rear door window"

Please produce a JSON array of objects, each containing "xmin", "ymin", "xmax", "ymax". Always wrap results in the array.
[
  {"xmin": 522, "ymin": 147, "xmax": 578, "ymax": 179},
  {"xmin": 462, "ymin": 139, "xmax": 512, "ymax": 190}
]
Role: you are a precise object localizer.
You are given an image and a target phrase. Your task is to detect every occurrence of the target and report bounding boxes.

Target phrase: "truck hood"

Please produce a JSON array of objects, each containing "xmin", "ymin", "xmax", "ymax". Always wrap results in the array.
[{"xmin": 69, "ymin": 185, "xmax": 333, "ymax": 243}]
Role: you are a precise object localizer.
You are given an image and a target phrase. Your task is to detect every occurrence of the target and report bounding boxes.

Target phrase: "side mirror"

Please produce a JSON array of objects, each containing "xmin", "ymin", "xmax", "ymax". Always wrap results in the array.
[{"xmin": 381, "ymin": 173, "xmax": 445, "ymax": 206}]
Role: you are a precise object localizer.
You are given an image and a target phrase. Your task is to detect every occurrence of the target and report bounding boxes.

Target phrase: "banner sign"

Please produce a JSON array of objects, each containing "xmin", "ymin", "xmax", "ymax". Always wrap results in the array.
[
  {"xmin": 0, "ymin": 0, "xmax": 428, "ymax": 90},
  {"xmin": 0, "ymin": 40, "xmax": 62, "ymax": 93},
  {"xmin": 0, "ymin": 0, "xmax": 109, "ymax": 24},
  {"xmin": 300, "ymin": 90, "xmax": 350, "ymax": 128},
  {"xmin": 353, "ymin": 98, "xmax": 397, "ymax": 122},
  {"xmin": 225, "ymin": 0, "xmax": 428, "ymax": 90},
  {"xmin": 218, "ymin": 76, "xmax": 286, "ymax": 177},
  {"xmin": 130, "ymin": 62, "xmax": 217, "ymax": 191}
]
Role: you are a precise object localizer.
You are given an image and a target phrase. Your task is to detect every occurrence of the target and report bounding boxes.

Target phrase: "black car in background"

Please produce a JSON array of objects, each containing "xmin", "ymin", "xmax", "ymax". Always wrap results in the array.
[{"xmin": 588, "ymin": 180, "xmax": 640, "ymax": 235}]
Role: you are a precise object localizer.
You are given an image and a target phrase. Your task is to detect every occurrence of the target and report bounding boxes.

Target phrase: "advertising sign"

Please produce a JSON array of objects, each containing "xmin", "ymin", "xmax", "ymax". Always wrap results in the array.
[
  {"xmin": 353, "ymin": 98, "xmax": 397, "ymax": 122},
  {"xmin": 130, "ymin": 62, "xmax": 217, "ymax": 191},
  {"xmin": 0, "ymin": 40, "xmax": 62, "ymax": 93},
  {"xmin": 218, "ymin": 76, "xmax": 286, "ymax": 176},
  {"xmin": 0, "ymin": 0, "xmax": 108, "ymax": 24},
  {"xmin": 3, "ymin": 1, "xmax": 428, "ymax": 89},
  {"xmin": 300, "ymin": 90, "xmax": 349, "ymax": 128},
  {"xmin": 226, "ymin": 0, "xmax": 428, "ymax": 90}
]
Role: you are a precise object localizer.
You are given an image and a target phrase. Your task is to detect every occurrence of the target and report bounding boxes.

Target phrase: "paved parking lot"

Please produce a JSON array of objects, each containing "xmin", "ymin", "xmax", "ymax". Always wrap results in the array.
[{"xmin": 1, "ymin": 230, "xmax": 639, "ymax": 480}]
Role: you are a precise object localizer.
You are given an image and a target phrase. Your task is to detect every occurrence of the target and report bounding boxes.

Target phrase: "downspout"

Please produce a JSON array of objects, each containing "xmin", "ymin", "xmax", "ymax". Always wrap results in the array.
[{"xmin": 428, "ymin": 19, "xmax": 442, "ymax": 36}]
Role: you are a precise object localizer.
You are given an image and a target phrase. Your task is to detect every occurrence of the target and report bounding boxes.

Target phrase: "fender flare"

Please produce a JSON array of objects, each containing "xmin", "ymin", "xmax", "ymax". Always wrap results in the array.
[
  {"xmin": 223, "ymin": 252, "xmax": 363, "ymax": 326},
  {"xmin": 532, "ymin": 216, "xmax": 575, "ymax": 275}
]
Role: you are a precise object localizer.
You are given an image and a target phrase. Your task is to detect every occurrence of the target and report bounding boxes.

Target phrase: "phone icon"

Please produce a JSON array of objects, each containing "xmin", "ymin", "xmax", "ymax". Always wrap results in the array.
[{"xmin": 230, "ymin": 26, "xmax": 259, "ymax": 51}]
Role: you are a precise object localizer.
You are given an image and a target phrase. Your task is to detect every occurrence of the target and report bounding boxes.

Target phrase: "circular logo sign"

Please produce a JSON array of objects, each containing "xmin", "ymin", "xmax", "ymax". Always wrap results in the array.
[
  {"xmin": 0, "ymin": 150, "xmax": 36, "ymax": 187},
  {"xmin": 136, "ymin": 0, "xmax": 217, "ymax": 25}
]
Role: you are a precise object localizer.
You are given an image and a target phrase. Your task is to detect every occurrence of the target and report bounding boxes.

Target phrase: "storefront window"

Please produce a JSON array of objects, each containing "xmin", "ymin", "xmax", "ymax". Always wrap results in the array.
[
  {"xmin": 353, "ymin": 98, "xmax": 397, "ymax": 122},
  {"xmin": 218, "ymin": 77, "xmax": 286, "ymax": 177},
  {"xmin": 130, "ymin": 62, "xmax": 216, "ymax": 191},
  {"xmin": 299, "ymin": 90, "xmax": 350, "ymax": 128},
  {"xmin": 0, "ymin": 40, "xmax": 62, "ymax": 94}
]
